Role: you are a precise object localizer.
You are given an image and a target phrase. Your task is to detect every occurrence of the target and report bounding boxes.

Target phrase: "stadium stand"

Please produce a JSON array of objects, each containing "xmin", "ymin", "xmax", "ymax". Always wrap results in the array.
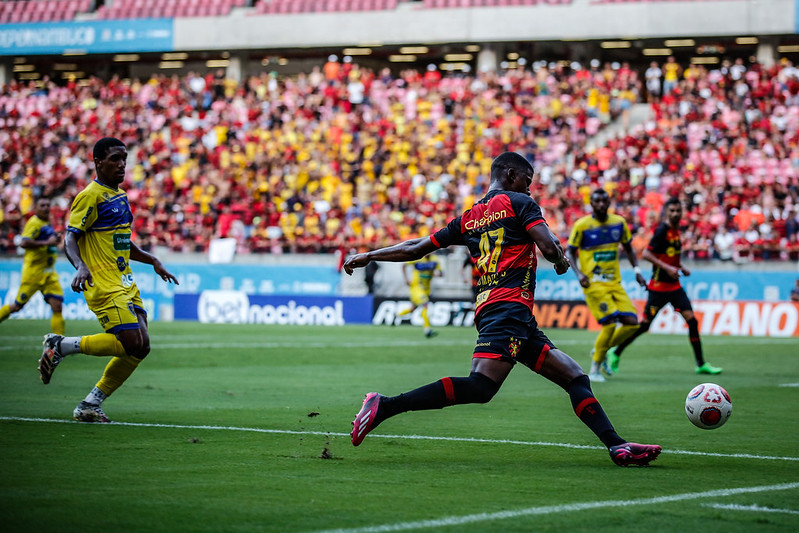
[
  {"xmin": 95, "ymin": 0, "xmax": 248, "ymax": 19},
  {"xmin": 1, "ymin": 57, "xmax": 798, "ymax": 259},
  {"xmin": 0, "ymin": 0, "xmax": 93, "ymax": 23},
  {"xmin": 253, "ymin": 0, "xmax": 398, "ymax": 15}
]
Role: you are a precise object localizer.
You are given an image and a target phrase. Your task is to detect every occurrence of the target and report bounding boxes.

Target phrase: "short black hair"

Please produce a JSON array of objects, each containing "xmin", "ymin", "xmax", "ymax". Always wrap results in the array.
[
  {"xmin": 93, "ymin": 137, "xmax": 126, "ymax": 160},
  {"xmin": 664, "ymin": 197, "xmax": 682, "ymax": 208},
  {"xmin": 591, "ymin": 188, "xmax": 609, "ymax": 198},
  {"xmin": 490, "ymin": 152, "xmax": 533, "ymax": 182}
]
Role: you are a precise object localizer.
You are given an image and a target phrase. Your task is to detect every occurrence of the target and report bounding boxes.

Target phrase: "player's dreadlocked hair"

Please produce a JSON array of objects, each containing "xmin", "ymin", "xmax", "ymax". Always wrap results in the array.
[{"xmin": 93, "ymin": 137, "xmax": 126, "ymax": 160}]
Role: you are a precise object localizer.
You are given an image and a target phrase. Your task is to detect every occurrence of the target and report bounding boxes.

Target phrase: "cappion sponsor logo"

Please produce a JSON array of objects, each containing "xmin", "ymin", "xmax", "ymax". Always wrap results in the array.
[{"xmin": 464, "ymin": 209, "xmax": 508, "ymax": 230}]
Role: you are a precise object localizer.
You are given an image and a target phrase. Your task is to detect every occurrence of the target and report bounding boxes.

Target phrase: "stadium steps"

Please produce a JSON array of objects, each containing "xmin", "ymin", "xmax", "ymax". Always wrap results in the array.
[{"xmin": 586, "ymin": 103, "xmax": 652, "ymax": 151}]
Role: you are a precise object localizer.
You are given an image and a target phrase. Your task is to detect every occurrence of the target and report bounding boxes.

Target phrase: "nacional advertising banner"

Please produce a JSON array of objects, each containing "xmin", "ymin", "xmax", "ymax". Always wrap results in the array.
[
  {"xmin": 0, "ymin": 19, "xmax": 174, "ymax": 56},
  {"xmin": 174, "ymin": 293, "xmax": 374, "ymax": 325},
  {"xmin": 0, "ymin": 260, "xmax": 342, "ymax": 322}
]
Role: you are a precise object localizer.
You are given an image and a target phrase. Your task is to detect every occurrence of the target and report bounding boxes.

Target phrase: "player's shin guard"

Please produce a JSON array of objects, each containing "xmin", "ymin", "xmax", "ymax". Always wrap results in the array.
[
  {"xmin": 609, "ymin": 324, "xmax": 639, "ymax": 348},
  {"xmin": 686, "ymin": 317, "xmax": 705, "ymax": 366},
  {"xmin": 378, "ymin": 372, "xmax": 500, "ymax": 423},
  {"xmin": 51, "ymin": 312, "xmax": 65, "ymax": 335},
  {"xmin": 96, "ymin": 355, "xmax": 142, "ymax": 397},
  {"xmin": 566, "ymin": 375, "xmax": 625, "ymax": 447},
  {"xmin": 593, "ymin": 324, "xmax": 615, "ymax": 362},
  {"xmin": 80, "ymin": 333, "xmax": 127, "ymax": 357},
  {"xmin": 421, "ymin": 306, "xmax": 430, "ymax": 329}
]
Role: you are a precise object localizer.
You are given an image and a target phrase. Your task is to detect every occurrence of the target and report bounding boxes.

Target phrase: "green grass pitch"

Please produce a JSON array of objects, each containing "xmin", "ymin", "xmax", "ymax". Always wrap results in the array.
[{"xmin": 1, "ymin": 320, "xmax": 798, "ymax": 532}]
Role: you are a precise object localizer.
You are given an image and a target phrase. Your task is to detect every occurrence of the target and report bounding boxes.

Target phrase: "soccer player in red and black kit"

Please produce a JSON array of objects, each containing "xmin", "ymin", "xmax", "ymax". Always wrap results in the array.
[
  {"xmin": 343, "ymin": 152, "xmax": 661, "ymax": 467},
  {"xmin": 606, "ymin": 197, "xmax": 722, "ymax": 375}
]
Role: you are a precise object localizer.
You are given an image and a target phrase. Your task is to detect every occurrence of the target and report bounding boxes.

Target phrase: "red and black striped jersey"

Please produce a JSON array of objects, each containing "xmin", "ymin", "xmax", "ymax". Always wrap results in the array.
[
  {"xmin": 430, "ymin": 190, "xmax": 546, "ymax": 318},
  {"xmin": 647, "ymin": 222, "xmax": 682, "ymax": 292}
]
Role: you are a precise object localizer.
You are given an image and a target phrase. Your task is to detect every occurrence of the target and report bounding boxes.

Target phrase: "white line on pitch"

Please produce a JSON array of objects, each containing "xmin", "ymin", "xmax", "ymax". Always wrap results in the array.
[
  {"xmin": 703, "ymin": 503, "xmax": 799, "ymax": 515},
  {"xmin": 779, "ymin": 383, "xmax": 799, "ymax": 388},
  {"xmin": 1, "ymin": 416, "xmax": 797, "ymax": 463},
  {"xmin": 312, "ymin": 483, "xmax": 799, "ymax": 533}
]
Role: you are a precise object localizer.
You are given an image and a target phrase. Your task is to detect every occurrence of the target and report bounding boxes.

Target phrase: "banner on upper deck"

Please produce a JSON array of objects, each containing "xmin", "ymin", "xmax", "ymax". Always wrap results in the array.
[{"xmin": 0, "ymin": 19, "xmax": 174, "ymax": 55}]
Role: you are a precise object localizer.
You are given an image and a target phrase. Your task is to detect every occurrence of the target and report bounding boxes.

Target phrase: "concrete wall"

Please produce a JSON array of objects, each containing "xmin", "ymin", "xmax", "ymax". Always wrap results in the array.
[{"xmin": 175, "ymin": 0, "xmax": 796, "ymax": 51}]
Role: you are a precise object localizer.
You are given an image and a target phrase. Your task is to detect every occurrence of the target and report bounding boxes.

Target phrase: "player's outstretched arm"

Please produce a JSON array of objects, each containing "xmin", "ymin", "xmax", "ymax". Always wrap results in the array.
[
  {"xmin": 528, "ymin": 224, "xmax": 570, "ymax": 275},
  {"xmin": 65, "ymin": 231, "xmax": 93, "ymax": 292},
  {"xmin": 642, "ymin": 248, "xmax": 679, "ymax": 279},
  {"xmin": 343, "ymin": 237, "xmax": 438, "ymax": 275},
  {"xmin": 621, "ymin": 241, "xmax": 647, "ymax": 286},
  {"xmin": 565, "ymin": 245, "xmax": 589, "ymax": 287},
  {"xmin": 130, "ymin": 242, "xmax": 179, "ymax": 285}
]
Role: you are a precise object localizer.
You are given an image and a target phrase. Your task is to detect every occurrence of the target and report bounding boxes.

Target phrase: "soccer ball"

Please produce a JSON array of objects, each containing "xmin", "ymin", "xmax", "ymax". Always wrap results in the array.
[{"xmin": 685, "ymin": 383, "xmax": 732, "ymax": 430}]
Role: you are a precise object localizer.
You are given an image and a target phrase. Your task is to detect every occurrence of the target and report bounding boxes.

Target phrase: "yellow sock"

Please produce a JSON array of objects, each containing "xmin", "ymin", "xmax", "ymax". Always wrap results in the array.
[
  {"xmin": 0, "ymin": 305, "xmax": 10, "ymax": 323},
  {"xmin": 421, "ymin": 306, "xmax": 430, "ymax": 329},
  {"xmin": 80, "ymin": 333, "xmax": 127, "ymax": 357},
  {"xmin": 610, "ymin": 324, "xmax": 640, "ymax": 348},
  {"xmin": 397, "ymin": 307, "xmax": 412, "ymax": 317},
  {"xmin": 593, "ymin": 324, "xmax": 616, "ymax": 362},
  {"xmin": 51, "ymin": 312, "xmax": 65, "ymax": 335},
  {"xmin": 96, "ymin": 355, "xmax": 142, "ymax": 396}
]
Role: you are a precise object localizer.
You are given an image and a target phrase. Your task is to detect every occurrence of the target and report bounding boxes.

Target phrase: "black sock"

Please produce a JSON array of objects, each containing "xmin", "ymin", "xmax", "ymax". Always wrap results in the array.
[
  {"xmin": 377, "ymin": 372, "xmax": 499, "ymax": 425},
  {"xmin": 687, "ymin": 318, "xmax": 704, "ymax": 366},
  {"xmin": 566, "ymin": 375, "xmax": 625, "ymax": 448},
  {"xmin": 614, "ymin": 322, "xmax": 649, "ymax": 356}
]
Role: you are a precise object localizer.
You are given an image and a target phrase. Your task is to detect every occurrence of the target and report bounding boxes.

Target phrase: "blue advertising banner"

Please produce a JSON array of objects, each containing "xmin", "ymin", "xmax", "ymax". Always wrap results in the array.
[
  {"xmin": 174, "ymin": 293, "xmax": 374, "ymax": 325},
  {"xmin": 0, "ymin": 260, "xmax": 342, "ymax": 322},
  {"xmin": 0, "ymin": 19, "xmax": 174, "ymax": 55},
  {"xmin": 534, "ymin": 267, "xmax": 798, "ymax": 303}
]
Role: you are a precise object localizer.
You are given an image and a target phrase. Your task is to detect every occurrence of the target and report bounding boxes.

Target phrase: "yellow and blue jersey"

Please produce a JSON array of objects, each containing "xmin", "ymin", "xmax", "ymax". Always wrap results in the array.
[
  {"xmin": 568, "ymin": 214, "xmax": 631, "ymax": 284},
  {"xmin": 67, "ymin": 180, "xmax": 136, "ymax": 306},
  {"xmin": 20, "ymin": 215, "xmax": 57, "ymax": 281},
  {"xmin": 409, "ymin": 256, "xmax": 441, "ymax": 292}
]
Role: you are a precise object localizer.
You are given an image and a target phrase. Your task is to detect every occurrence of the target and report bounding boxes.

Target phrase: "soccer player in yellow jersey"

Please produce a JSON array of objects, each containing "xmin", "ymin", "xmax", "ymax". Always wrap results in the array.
[
  {"xmin": 0, "ymin": 197, "xmax": 65, "ymax": 334},
  {"xmin": 567, "ymin": 189, "xmax": 646, "ymax": 383},
  {"xmin": 37, "ymin": 137, "xmax": 178, "ymax": 423},
  {"xmin": 396, "ymin": 253, "xmax": 442, "ymax": 337}
]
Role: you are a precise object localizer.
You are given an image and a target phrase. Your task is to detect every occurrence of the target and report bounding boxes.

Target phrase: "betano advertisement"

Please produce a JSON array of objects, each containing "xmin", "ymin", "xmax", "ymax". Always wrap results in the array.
[{"xmin": 371, "ymin": 298, "xmax": 799, "ymax": 337}]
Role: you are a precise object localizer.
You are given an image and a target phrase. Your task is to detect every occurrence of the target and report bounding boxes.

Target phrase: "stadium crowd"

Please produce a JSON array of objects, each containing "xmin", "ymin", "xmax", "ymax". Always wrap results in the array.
[{"xmin": 1, "ymin": 56, "xmax": 799, "ymax": 261}]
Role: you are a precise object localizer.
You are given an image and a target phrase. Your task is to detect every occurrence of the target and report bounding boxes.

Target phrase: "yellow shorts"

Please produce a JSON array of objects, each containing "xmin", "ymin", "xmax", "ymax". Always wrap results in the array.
[
  {"xmin": 15, "ymin": 272, "xmax": 63, "ymax": 305},
  {"xmin": 90, "ymin": 292, "xmax": 146, "ymax": 334},
  {"xmin": 409, "ymin": 286, "xmax": 431, "ymax": 306},
  {"xmin": 584, "ymin": 282, "xmax": 637, "ymax": 325}
]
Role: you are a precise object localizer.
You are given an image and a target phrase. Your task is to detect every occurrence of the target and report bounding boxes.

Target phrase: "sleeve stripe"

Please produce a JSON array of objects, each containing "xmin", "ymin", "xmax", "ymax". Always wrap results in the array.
[
  {"xmin": 525, "ymin": 219, "xmax": 545, "ymax": 231},
  {"xmin": 67, "ymin": 227, "xmax": 84, "ymax": 235},
  {"xmin": 430, "ymin": 234, "xmax": 441, "ymax": 248}
]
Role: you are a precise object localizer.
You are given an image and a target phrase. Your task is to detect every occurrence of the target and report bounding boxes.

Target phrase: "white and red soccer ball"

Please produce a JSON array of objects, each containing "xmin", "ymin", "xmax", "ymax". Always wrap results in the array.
[{"xmin": 685, "ymin": 383, "xmax": 732, "ymax": 430}]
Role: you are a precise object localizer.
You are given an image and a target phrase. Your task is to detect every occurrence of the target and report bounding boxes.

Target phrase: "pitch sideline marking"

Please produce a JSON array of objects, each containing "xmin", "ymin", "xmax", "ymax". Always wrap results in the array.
[
  {"xmin": 1, "ymin": 416, "xmax": 798, "ymax": 463},
  {"xmin": 312, "ymin": 483, "xmax": 799, "ymax": 533},
  {"xmin": 703, "ymin": 503, "xmax": 799, "ymax": 515}
]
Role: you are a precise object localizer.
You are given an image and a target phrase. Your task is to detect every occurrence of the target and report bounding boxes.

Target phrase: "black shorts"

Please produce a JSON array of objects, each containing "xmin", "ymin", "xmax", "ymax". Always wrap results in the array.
[
  {"xmin": 644, "ymin": 287, "xmax": 693, "ymax": 319},
  {"xmin": 473, "ymin": 302, "xmax": 556, "ymax": 370}
]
